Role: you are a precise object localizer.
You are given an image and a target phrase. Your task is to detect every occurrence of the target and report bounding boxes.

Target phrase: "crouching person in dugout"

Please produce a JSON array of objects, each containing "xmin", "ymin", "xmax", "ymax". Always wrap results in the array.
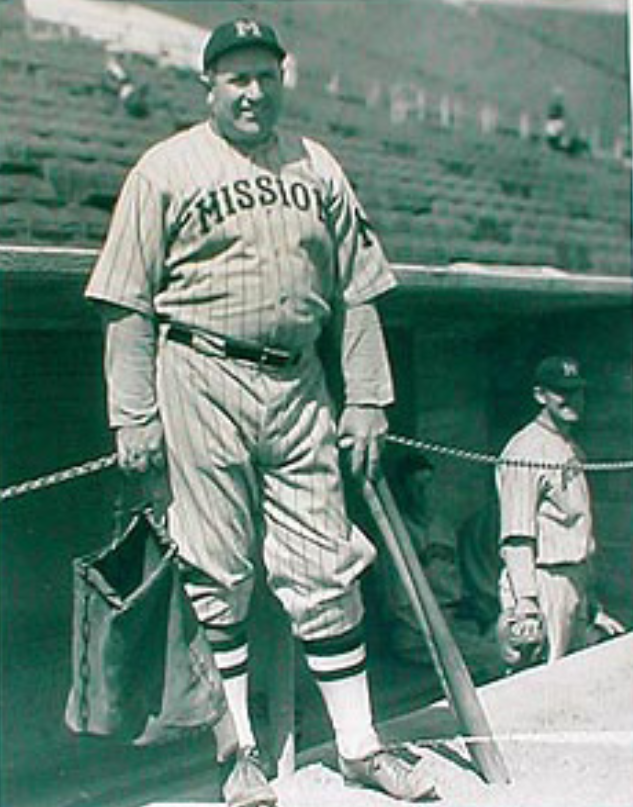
[{"xmin": 85, "ymin": 17, "xmax": 438, "ymax": 807}]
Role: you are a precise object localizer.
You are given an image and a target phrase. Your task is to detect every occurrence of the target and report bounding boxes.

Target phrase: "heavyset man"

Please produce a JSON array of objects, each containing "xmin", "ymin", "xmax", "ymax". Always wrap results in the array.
[
  {"xmin": 86, "ymin": 18, "xmax": 437, "ymax": 807},
  {"xmin": 495, "ymin": 356, "xmax": 624, "ymax": 671}
]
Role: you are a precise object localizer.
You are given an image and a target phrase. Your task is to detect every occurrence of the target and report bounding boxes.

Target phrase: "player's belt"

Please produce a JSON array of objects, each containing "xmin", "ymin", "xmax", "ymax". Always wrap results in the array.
[{"xmin": 166, "ymin": 325, "xmax": 300, "ymax": 369}]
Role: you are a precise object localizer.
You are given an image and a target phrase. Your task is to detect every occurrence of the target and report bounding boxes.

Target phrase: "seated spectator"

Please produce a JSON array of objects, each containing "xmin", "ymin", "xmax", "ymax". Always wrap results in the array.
[
  {"xmin": 103, "ymin": 55, "xmax": 150, "ymax": 118},
  {"xmin": 544, "ymin": 87, "xmax": 590, "ymax": 157}
]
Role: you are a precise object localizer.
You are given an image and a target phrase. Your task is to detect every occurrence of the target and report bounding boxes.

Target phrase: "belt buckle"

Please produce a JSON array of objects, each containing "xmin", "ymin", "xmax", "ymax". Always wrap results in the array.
[{"xmin": 216, "ymin": 337, "xmax": 231, "ymax": 360}]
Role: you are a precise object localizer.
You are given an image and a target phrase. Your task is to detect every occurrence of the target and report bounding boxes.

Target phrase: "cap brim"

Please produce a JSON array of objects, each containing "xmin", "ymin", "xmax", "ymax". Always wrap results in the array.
[
  {"xmin": 545, "ymin": 379, "xmax": 587, "ymax": 393},
  {"xmin": 204, "ymin": 40, "xmax": 286, "ymax": 70}
]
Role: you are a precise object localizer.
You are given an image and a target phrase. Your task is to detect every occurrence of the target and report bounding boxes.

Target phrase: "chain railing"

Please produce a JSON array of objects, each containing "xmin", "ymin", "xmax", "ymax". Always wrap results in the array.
[
  {"xmin": 1, "ymin": 434, "xmax": 633, "ymax": 503},
  {"xmin": 385, "ymin": 434, "xmax": 633, "ymax": 473}
]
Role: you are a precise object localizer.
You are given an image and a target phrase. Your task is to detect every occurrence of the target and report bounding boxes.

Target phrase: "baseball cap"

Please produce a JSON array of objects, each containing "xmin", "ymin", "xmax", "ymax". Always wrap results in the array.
[
  {"xmin": 534, "ymin": 356, "xmax": 586, "ymax": 393},
  {"xmin": 202, "ymin": 19, "xmax": 286, "ymax": 72}
]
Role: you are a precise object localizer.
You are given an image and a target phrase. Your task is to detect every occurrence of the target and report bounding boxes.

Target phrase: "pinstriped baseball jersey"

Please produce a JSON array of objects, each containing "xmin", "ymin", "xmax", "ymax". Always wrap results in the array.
[
  {"xmin": 86, "ymin": 122, "xmax": 395, "ymax": 352},
  {"xmin": 496, "ymin": 416, "xmax": 595, "ymax": 565},
  {"xmin": 85, "ymin": 119, "xmax": 394, "ymax": 641}
]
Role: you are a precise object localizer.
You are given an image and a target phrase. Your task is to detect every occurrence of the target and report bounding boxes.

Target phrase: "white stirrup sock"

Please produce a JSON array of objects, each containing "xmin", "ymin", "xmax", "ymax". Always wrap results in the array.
[
  {"xmin": 303, "ymin": 627, "xmax": 381, "ymax": 760},
  {"xmin": 315, "ymin": 670, "xmax": 381, "ymax": 760},
  {"xmin": 220, "ymin": 672, "xmax": 256, "ymax": 751},
  {"xmin": 206, "ymin": 623, "xmax": 257, "ymax": 751}
]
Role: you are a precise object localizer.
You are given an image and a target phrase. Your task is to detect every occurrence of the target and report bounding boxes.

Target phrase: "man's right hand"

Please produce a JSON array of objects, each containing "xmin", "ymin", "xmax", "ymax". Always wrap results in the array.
[
  {"xmin": 511, "ymin": 596, "xmax": 545, "ymax": 644},
  {"xmin": 116, "ymin": 421, "xmax": 171, "ymax": 520},
  {"xmin": 497, "ymin": 595, "xmax": 546, "ymax": 670},
  {"xmin": 116, "ymin": 419, "xmax": 166, "ymax": 474},
  {"xmin": 514, "ymin": 595, "xmax": 541, "ymax": 618}
]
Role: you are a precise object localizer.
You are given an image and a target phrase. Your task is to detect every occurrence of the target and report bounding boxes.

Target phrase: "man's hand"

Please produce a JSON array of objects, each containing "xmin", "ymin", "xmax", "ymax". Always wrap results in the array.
[
  {"xmin": 116, "ymin": 419, "xmax": 166, "ymax": 475},
  {"xmin": 337, "ymin": 404, "xmax": 388, "ymax": 480},
  {"xmin": 511, "ymin": 596, "xmax": 545, "ymax": 649},
  {"xmin": 514, "ymin": 595, "xmax": 541, "ymax": 619},
  {"xmin": 116, "ymin": 420, "xmax": 171, "ymax": 520},
  {"xmin": 497, "ymin": 596, "xmax": 546, "ymax": 670}
]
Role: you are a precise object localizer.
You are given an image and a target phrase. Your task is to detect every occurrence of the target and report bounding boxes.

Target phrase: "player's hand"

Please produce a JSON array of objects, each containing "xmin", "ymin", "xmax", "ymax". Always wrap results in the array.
[
  {"xmin": 509, "ymin": 597, "xmax": 545, "ymax": 648},
  {"xmin": 337, "ymin": 404, "xmax": 388, "ymax": 480},
  {"xmin": 514, "ymin": 595, "xmax": 541, "ymax": 618},
  {"xmin": 116, "ymin": 420, "xmax": 171, "ymax": 521},
  {"xmin": 116, "ymin": 419, "xmax": 166, "ymax": 475},
  {"xmin": 497, "ymin": 598, "xmax": 545, "ymax": 670}
]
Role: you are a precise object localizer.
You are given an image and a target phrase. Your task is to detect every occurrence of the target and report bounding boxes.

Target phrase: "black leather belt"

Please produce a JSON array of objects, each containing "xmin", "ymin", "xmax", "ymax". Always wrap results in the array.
[{"xmin": 166, "ymin": 326, "xmax": 300, "ymax": 369}]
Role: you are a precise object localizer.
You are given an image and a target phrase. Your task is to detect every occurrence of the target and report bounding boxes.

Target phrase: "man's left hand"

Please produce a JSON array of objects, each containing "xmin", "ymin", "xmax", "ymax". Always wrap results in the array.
[{"xmin": 337, "ymin": 404, "xmax": 388, "ymax": 480}]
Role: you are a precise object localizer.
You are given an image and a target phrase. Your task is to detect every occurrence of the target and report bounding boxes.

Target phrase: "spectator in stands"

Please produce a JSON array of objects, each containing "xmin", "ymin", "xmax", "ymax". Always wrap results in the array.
[
  {"xmin": 104, "ymin": 55, "xmax": 150, "ymax": 118},
  {"xmin": 544, "ymin": 87, "xmax": 590, "ymax": 157},
  {"xmin": 495, "ymin": 356, "xmax": 625, "ymax": 674}
]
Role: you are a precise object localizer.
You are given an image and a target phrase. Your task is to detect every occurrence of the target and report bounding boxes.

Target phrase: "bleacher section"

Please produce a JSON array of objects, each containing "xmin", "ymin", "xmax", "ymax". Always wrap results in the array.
[{"xmin": 0, "ymin": 0, "xmax": 631, "ymax": 276}]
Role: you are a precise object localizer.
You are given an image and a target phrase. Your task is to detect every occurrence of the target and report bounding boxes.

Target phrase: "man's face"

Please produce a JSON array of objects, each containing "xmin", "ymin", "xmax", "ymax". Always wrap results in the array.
[
  {"xmin": 205, "ymin": 47, "xmax": 284, "ymax": 148},
  {"xmin": 535, "ymin": 385, "xmax": 585, "ymax": 428}
]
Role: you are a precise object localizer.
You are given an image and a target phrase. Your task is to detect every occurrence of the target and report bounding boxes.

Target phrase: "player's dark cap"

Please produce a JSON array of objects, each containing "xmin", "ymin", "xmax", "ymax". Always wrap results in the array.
[
  {"xmin": 202, "ymin": 19, "xmax": 286, "ymax": 72},
  {"xmin": 534, "ymin": 356, "xmax": 586, "ymax": 393}
]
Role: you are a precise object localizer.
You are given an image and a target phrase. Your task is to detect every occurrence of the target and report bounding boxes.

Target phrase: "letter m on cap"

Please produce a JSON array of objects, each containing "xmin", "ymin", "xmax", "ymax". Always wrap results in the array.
[{"xmin": 235, "ymin": 20, "xmax": 262, "ymax": 38}]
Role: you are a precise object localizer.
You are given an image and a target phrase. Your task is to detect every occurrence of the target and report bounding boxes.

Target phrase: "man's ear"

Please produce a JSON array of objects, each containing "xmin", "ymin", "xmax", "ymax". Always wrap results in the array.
[
  {"xmin": 199, "ymin": 73, "xmax": 216, "ymax": 106},
  {"xmin": 199, "ymin": 72, "xmax": 214, "ymax": 90},
  {"xmin": 533, "ymin": 385, "xmax": 548, "ymax": 406}
]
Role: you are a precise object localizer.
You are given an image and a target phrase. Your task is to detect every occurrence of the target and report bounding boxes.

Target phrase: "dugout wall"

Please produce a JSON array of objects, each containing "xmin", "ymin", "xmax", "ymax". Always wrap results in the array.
[{"xmin": 1, "ymin": 247, "xmax": 632, "ymax": 806}]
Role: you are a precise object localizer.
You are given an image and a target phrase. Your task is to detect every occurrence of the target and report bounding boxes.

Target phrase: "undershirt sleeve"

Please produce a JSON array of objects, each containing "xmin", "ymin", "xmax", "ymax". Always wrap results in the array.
[
  {"xmin": 341, "ymin": 303, "xmax": 394, "ymax": 407},
  {"xmin": 85, "ymin": 169, "xmax": 167, "ymax": 316}
]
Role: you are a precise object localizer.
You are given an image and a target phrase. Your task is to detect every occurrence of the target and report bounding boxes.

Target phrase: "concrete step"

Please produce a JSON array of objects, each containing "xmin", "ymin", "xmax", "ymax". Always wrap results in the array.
[{"xmin": 139, "ymin": 634, "xmax": 632, "ymax": 807}]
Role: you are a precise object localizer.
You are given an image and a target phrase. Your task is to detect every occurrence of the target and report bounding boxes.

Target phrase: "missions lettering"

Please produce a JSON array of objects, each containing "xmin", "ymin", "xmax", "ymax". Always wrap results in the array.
[{"xmin": 184, "ymin": 175, "xmax": 327, "ymax": 234}]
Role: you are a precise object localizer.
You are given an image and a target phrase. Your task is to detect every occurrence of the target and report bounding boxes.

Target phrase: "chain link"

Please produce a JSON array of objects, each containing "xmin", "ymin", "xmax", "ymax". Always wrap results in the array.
[
  {"xmin": 386, "ymin": 434, "xmax": 633, "ymax": 472},
  {"xmin": 1, "ymin": 432, "xmax": 633, "ymax": 504},
  {"xmin": 0, "ymin": 453, "xmax": 118, "ymax": 502}
]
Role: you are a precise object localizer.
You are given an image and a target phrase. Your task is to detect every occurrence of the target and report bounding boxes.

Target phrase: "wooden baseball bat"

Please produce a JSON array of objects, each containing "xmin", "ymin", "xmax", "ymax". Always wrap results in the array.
[{"xmin": 363, "ymin": 474, "xmax": 511, "ymax": 785}]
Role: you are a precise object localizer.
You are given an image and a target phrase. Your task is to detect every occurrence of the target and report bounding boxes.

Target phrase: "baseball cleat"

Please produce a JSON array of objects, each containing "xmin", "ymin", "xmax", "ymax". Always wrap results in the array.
[
  {"xmin": 340, "ymin": 748, "xmax": 439, "ymax": 802},
  {"xmin": 222, "ymin": 746, "xmax": 277, "ymax": 807}
]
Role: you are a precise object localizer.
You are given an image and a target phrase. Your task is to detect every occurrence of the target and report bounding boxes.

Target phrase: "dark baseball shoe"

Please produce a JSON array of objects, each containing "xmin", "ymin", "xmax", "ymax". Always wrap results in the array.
[
  {"xmin": 340, "ymin": 748, "xmax": 438, "ymax": 802},
  {"xmin": 222, "ymin": 746, "xmax": 277, "ymax": 807}
]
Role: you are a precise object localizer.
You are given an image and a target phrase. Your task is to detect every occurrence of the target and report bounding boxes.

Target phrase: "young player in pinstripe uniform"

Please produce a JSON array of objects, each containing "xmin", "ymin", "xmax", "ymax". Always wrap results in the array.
[
  {"xmin": 86, "ymin": 19, "xmax": 437, "ymax": 807},
  {"xmin": 495, "ymin": 356, "xmax": 624, "ymax": 672}
]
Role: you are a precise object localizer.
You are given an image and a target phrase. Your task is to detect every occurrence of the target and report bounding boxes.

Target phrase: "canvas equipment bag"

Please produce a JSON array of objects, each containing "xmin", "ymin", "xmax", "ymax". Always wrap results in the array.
[{"xmin": 65, "ymin": 508, "xmax": 226, "ymax": 745}]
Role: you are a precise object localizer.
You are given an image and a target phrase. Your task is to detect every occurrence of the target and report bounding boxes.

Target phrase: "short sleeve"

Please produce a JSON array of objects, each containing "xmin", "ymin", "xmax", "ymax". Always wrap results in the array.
[
  {"xmin": 307, "ymin": 140, "xmax": 397, "ymax": 306},
  {"xmin": 85, "ymin": 168, "xmax": 167, "ymax": 316},
  {"xmin": 496, "ymin": 450, "xmax": 542, "ymax": 541}
]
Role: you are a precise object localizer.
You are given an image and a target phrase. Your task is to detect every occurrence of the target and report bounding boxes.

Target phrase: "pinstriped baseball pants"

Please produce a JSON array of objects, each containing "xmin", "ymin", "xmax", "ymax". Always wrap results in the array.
[{"xmin": 156, "ymin": 336, "xmax": 376, "ymax": 642}]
